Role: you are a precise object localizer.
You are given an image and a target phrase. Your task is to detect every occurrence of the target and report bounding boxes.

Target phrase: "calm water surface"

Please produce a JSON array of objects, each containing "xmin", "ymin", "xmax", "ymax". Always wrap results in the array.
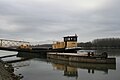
[{"xmin": 0, "ymin": 50, "xmax": 120, "ymax": 80}]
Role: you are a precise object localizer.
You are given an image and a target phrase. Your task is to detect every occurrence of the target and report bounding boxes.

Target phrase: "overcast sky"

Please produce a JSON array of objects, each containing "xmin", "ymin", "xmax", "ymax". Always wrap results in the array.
[{"xmin": 0, "ymin": 0, "xmax": 120, "ymax": 43}]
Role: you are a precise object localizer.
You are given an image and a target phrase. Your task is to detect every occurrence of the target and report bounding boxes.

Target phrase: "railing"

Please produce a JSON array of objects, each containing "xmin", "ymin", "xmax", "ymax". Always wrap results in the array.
[{"xmin": 0, "ymin": 39, "xmax": 30, "ymax": 48}]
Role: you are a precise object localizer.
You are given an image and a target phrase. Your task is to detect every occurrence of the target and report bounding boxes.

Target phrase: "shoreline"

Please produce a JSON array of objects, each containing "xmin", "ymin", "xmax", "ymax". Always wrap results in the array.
[{"xmin": 0, "ymin": 59, "xmax": 21, "ymax": 80}]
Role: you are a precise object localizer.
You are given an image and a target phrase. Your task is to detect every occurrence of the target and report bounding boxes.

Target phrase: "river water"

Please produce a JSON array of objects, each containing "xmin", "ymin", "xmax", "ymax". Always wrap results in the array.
[{"xmin": 0, "ymin": 49, "xmax": 120, "ymax": 80}]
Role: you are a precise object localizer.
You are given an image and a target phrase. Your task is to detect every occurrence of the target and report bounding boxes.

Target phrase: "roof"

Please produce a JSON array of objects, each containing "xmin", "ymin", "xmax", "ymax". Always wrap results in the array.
[{"xmin": 63, "ymin": 35, "xmax": 78, "ymax": 38}]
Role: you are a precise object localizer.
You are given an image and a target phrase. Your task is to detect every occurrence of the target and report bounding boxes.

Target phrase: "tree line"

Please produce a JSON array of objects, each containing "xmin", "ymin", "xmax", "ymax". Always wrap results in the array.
[{"xmin": 78, "ymin": 38, "xmax": 120, "ymax": 49}]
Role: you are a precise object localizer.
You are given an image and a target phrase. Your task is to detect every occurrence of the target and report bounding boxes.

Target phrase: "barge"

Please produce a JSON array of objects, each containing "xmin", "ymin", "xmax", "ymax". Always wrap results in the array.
[{"xmin": 47, "ymin": 52, "xmax": 116, "ymax": 64}]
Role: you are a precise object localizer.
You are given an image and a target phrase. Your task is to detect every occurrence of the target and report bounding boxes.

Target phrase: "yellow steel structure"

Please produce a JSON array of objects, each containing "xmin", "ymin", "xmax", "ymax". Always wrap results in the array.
[
  {"xmin": 66, "ymin": 42, "xmax": 77, "ymax": 48},
  {"xmin": 52, "ymin": 42, "xmax": 65, "ymax": 49},
  {"xmin": 52, "ymin": 35, "xmax": 78, "ymax": 49},
  {"xmin": 19, "ymin": 44, "xmax": 29, "ymax": 49}
]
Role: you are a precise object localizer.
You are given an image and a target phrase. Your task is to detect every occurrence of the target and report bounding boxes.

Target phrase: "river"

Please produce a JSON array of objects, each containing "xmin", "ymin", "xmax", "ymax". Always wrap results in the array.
[{"xmin": 0, "ymin": 49, "xmax": 120, "ymax": 80}]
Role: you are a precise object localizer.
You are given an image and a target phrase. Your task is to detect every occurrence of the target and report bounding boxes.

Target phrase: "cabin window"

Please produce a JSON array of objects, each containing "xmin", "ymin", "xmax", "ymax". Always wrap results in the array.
[
  {"xmin": 64, "ymin": 37, "xmax": 77, "ymax": 41},
  {"xmin": 68, "ymin": 38, "xmax": 70, "ymax": 41},
  {"xmin": 64, "ymin": 38, "xmax": 67, "ymax": 41},
  {"xmin": 73, "ymin": 38, "xmax": 77, "ymax": 41}
]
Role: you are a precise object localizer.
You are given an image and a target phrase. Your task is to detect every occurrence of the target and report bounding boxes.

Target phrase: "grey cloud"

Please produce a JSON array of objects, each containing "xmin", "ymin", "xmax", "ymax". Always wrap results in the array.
[{"xmin": 0, "ymin": 0, "xmax": 120, "ymax": 42}]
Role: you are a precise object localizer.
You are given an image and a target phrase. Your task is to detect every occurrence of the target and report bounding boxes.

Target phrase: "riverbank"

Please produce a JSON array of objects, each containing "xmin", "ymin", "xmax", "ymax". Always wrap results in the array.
[{"xmin": 0, "ymin": 59, "xmax": 20, "ymax": 80}]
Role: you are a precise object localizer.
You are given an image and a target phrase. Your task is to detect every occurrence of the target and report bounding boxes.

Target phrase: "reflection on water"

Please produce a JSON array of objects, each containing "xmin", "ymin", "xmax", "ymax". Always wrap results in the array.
[
  {"xmin": 49, "ymin": 59, "xmax": 116, "ymax": 75},
  {"xmin": 15, "ymin": 50, "xmax": 117, "ymax": 79},
  {"xmin": 53, "ymin": 63, "xmax": 78, "ymax": 77},
  {"xmin": 0, "ymin": 49, "xmax": 120, "ymax": 80}
]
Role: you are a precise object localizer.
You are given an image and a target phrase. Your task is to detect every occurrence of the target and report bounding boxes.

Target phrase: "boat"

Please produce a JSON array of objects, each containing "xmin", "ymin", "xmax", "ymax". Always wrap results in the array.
[
  {"xmin": 50, "ymin": 34, "xmax": 81, "ymax": 53},
  {"xmin": 47, "ymin": 52, "xmax": 116, "ymax": 64}
]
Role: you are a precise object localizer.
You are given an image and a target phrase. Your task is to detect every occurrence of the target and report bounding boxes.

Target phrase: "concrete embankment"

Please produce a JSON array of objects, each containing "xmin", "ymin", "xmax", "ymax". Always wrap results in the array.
[{"xmin": 0, "ymin": 60, "xmax": 20, "ymax": 80}]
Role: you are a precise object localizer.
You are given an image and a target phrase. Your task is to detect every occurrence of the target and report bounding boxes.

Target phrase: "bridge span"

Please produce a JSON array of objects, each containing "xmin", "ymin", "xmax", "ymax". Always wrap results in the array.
[
  {"xmin": 0, "ymin": 38, "xmax": 51, "ymax": 53},
  {"xmin": 0, "ymin": 39, "xmax": 30, "ymax": 48},
  {"xmin": 0, "ymin": 39, "xmax": 30, "ymax": 52}
]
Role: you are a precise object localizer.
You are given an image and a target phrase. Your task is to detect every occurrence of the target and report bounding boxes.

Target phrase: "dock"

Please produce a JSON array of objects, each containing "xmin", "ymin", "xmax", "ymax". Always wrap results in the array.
[{"xmin": 47, "ymin": 53, "xmax": 116, "ymax": 64}]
